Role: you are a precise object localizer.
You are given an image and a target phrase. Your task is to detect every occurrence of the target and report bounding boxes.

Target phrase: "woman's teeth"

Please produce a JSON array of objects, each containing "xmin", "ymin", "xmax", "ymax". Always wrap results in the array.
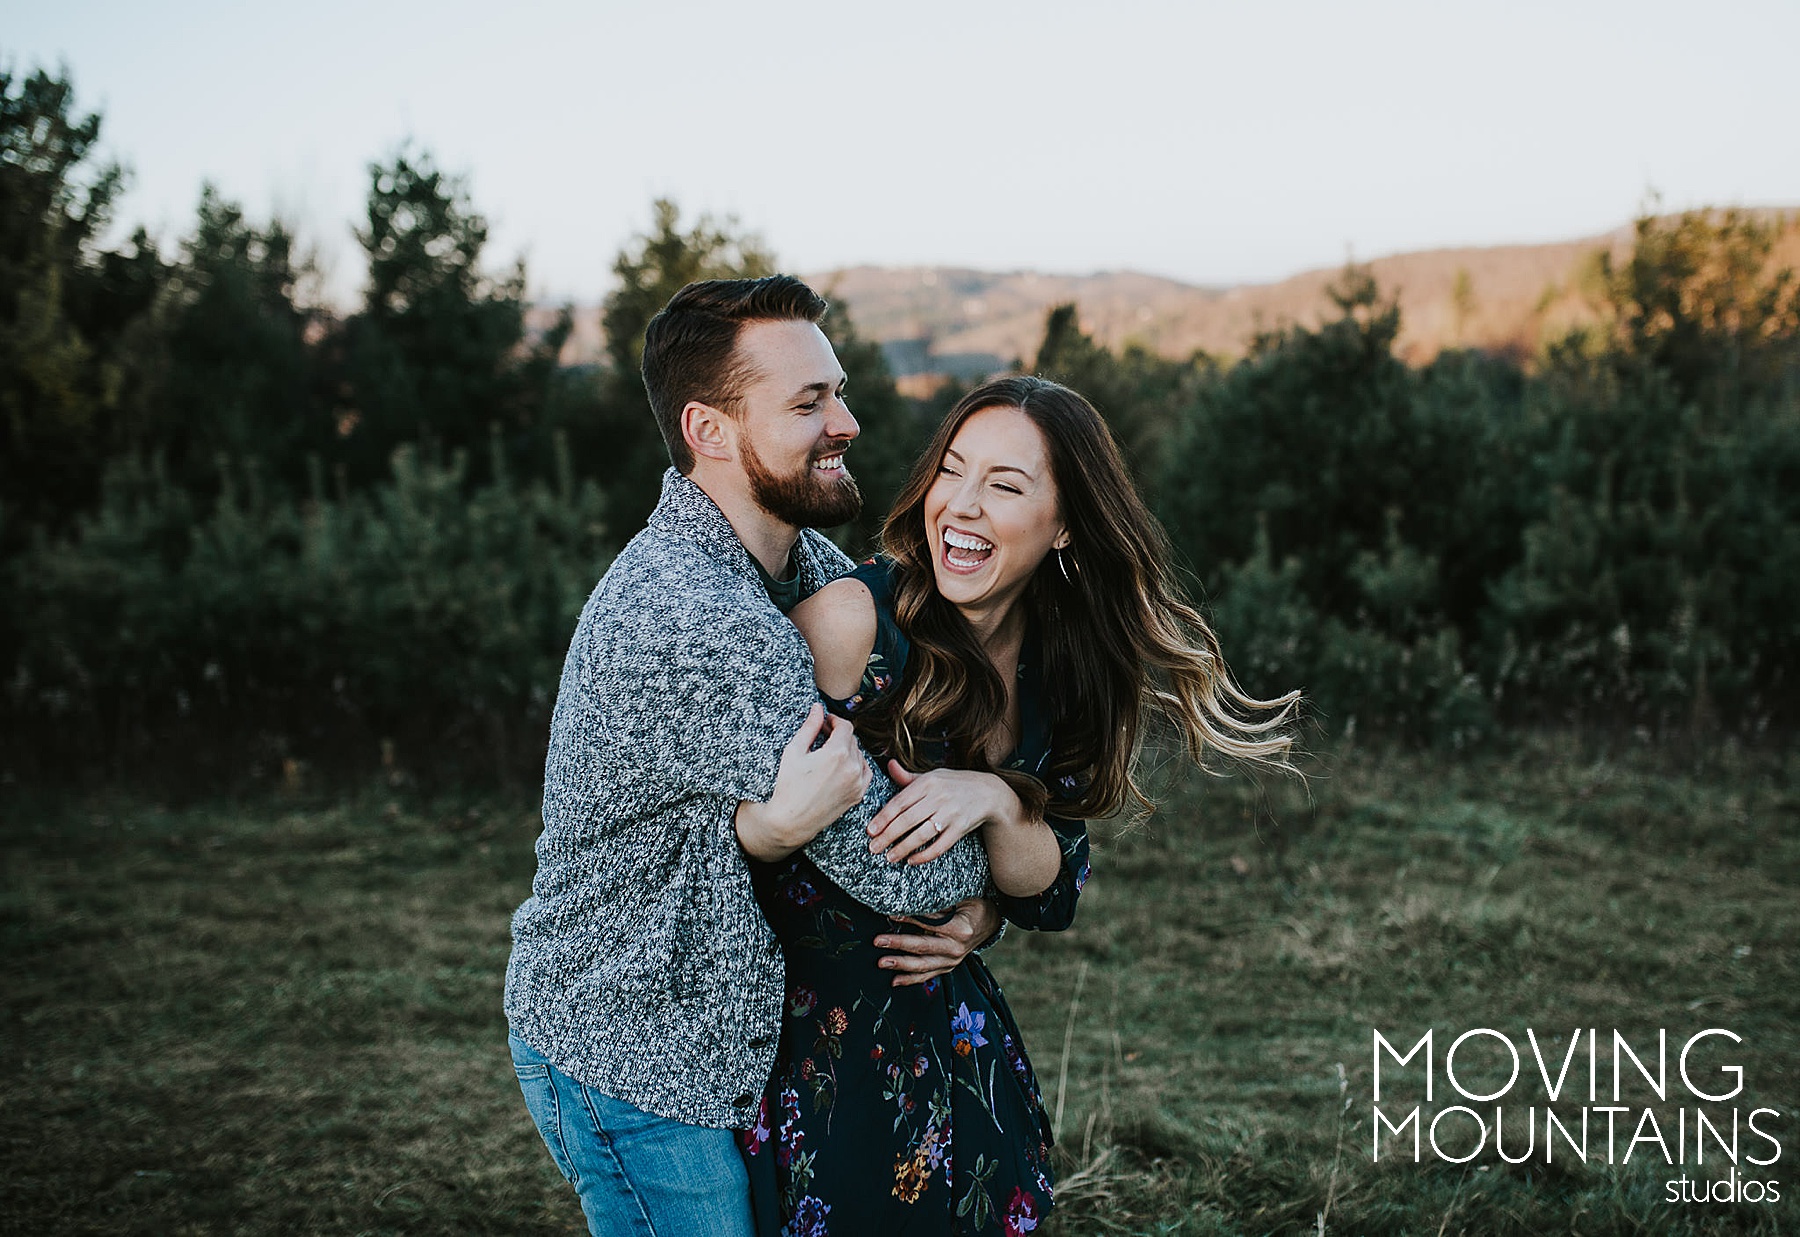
[{"xmin": 942, "ymin": 529, "xmax": 993, "ymax": 570}]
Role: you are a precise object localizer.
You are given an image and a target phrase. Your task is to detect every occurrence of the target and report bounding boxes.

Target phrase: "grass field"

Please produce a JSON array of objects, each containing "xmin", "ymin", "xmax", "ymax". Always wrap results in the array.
[{"xmin": 3, "ymin": 734, "xmax": 1796, "ymax": 1235}]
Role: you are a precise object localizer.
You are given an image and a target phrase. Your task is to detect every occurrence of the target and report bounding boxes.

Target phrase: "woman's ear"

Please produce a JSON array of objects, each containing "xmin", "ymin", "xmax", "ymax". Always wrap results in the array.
[
  {"xmin": 1052, "ymin": 528, "xmax": 1072, "ymax": 551},
  {"xmin": 681, "ymin": 400, "xmax": 734, "ymax": 464}
]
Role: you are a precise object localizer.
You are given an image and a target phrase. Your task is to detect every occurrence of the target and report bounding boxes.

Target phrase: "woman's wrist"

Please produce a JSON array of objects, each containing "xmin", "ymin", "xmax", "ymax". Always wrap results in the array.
[{"xmin": 978, "ymin": 773, "xmax": 1036, "ymax": 834}]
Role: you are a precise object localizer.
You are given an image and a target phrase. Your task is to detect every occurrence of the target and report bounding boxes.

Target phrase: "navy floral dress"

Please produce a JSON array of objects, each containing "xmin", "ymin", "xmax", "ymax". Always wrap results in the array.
[{"xmin": 741, "ymin": 557, "xmax": 1092, "ymax": 1237}]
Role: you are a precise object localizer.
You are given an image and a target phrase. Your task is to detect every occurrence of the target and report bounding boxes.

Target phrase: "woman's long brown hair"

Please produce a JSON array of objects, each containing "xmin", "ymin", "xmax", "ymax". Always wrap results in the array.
[{"xmin": 856, "ymin": 376, "xmax": 1299, "ymax": 819}]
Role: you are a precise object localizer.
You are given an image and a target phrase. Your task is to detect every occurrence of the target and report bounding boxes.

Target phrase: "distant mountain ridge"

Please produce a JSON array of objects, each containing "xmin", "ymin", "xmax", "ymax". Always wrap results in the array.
[{"xmin": 536, "ymin": 210, "xmax": 1798, "ymax": 382}]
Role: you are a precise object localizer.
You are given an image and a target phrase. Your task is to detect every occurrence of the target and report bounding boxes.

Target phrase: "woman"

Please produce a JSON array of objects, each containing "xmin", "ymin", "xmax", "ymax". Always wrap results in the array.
[{"xmin": 740, "ymin": 376, "xmax": 1298, "ymax": 1235}]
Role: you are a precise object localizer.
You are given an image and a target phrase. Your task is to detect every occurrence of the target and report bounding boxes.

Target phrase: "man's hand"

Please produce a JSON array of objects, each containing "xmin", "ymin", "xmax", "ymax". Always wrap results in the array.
[
  {"xmin": 736, "ymin": 703, "xmax": 873, "ymax": 862},
  {"xmin": 872, "ymin": 897, "xmax": 1003, "ymax": 986}
]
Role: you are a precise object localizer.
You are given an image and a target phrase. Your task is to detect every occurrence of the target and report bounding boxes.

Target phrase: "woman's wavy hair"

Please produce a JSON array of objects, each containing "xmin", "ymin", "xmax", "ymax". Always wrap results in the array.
[{"xmin": 859, "ymin": 375, "xmax": 1299, "ymax": 819}]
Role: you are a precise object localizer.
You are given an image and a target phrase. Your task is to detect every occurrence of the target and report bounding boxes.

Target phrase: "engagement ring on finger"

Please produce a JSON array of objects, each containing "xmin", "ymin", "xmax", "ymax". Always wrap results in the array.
[{"xmin": 928, "ymin": 817, "xmax": 942, "ymax": 835}]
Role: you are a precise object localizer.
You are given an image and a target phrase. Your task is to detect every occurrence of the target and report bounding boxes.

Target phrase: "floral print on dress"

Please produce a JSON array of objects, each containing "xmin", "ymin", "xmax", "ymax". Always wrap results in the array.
[
  {"xmin": 784, "ymin": 875, "xmax": 823, "ymax": 909},
  {"xmin": 784, "ymin": 1195, "xmax": 831, "ymax": 1237},
  {"xmin": 1003, "ymin": 1185, "xmax": 1041, "ymax": 1236},
  {"xmin": 741, "ymin": 1093, "xmax": 772, "ymax": 1157},
  {"xmin": 744, "ymin": 838, "xmax": 1073, "ymax": 1233},
  {"xmin": 839, "ymin": 649, "xmax": 894, "ymax": 715},
  {"xmin": 951, "ymin": 1002, "xmax": 988, "ymax": 1056}
]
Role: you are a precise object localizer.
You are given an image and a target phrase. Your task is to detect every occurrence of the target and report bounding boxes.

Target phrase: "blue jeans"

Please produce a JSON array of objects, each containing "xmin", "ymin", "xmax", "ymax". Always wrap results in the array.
[{"xmin": 508, "ymin": 1032, "xmax": 754, "ymax": 1237}]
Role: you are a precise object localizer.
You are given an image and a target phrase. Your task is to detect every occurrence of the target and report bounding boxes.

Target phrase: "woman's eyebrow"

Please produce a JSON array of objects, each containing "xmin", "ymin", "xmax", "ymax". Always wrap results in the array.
[{"xmin": 944, "ymin": 448, "xmax": 1035, "ymax": 483}]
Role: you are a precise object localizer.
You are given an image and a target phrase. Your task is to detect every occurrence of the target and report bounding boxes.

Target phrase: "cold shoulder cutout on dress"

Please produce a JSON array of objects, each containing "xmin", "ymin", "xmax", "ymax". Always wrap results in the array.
[{"xmin": 787, "ymin": 573, "xmax": 880, "ymax": 702}]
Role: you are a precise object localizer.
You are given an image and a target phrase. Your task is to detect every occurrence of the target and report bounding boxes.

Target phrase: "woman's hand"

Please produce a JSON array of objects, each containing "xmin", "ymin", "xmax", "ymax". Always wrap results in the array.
[
  {"xmin": 872, "ymin": 897, "xmax": 1002, "ymax": 986},
  {"xmin": 867, "ymin": 761, "xmax": 1023, "ymax": 865}
]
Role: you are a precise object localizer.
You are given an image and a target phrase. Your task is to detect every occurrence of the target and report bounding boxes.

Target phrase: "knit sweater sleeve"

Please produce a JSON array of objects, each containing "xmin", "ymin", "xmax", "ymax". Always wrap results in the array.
[
  {"xmin": 587, "ymin": 577, "xmax": 798, "ymax": 809},
  {"xmin": 801, "ymin": 768, "xmax": 989, "ymax": 917}
]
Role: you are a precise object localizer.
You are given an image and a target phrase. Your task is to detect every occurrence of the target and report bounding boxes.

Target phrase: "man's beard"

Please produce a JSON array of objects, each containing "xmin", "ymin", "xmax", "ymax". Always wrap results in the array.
[{"xmin": 742, "ymin": 434, "xmax": 863, "ymax": 528}]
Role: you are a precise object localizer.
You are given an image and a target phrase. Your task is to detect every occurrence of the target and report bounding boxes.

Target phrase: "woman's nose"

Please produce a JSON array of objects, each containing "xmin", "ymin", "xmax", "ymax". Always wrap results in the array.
[{"xmin": 947, "ymin": 479, "xmax": 981, "ymax": 518}]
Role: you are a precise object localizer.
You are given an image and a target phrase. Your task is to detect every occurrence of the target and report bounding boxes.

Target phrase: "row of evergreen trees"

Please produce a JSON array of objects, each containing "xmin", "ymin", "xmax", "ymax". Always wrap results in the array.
[
  {"xmin": 0, "ymin": 67, "xmax": 932, "ymax": 786},
  {"xmin": 3, "ymin": 67, "xmax": 1796, "ymax": 789},
  {"xmin": 1043, "ymin": 216, "xmax": 1799, "ymax": 746}
]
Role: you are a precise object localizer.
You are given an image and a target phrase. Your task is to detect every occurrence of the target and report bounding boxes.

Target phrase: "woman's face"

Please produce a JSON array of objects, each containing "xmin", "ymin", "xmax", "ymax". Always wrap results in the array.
[{"xmin": 923, "ymin": 404, "xmax": 1069, "ymax": 617}]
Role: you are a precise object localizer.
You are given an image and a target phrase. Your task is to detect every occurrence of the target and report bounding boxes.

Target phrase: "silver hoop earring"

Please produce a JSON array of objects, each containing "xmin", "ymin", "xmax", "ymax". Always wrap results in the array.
[{"xmin": 1056, "ymin": 546, "xmax": 1073, "ymax": 584}]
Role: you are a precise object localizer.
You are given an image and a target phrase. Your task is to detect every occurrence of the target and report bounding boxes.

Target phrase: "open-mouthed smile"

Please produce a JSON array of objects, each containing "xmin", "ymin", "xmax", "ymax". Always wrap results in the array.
[{"xmin": 940, "ymin": 526, "xmax": 994, "ymax": 573}]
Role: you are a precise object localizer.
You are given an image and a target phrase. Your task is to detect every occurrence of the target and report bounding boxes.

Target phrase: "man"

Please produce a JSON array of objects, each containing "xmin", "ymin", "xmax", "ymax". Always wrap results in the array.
[{"xmin": 504, "ymin": 276, "xmax": 997, "ymax": 1236}]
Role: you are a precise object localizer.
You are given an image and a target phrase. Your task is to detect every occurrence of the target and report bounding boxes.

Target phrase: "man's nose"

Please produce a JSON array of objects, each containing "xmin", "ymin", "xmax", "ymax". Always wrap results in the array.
[{"xmin": 826, "ymin": 397, "xmax": 859, "ymax": 441}]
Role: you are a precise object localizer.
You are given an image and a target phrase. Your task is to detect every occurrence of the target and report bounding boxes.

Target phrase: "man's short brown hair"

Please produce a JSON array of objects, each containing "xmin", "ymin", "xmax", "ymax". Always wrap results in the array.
[{"xmin": 641, "ymin": 276, "xmax": 829, "ymax": 473}]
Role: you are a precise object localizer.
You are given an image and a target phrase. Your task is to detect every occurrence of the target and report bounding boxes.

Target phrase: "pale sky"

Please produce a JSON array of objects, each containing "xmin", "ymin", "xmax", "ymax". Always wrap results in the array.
[{"xmin": 8, "ymin": 0, "xmax": 1797, "ymax": 306}]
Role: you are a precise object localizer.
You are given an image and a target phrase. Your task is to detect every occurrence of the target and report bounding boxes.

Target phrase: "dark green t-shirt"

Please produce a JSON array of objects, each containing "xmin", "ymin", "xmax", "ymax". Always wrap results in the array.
[{"xmin": 753, "ymin": 552, "xmax": 805, "ymax": 614}]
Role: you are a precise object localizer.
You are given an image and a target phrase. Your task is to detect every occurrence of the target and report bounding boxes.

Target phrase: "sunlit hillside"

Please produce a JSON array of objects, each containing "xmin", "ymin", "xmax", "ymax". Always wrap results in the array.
[
  {"xmin": 811, "ymin": 211, "xmax": 1799, "ymax": 382},
  {"xmin": 536, "ymin": 210, "xmax": 1798, "ymax": 385}
]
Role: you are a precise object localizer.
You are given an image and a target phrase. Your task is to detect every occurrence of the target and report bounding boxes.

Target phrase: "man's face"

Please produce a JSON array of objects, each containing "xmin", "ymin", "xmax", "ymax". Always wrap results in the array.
[{"xmin": 731, "ymin": 319, "xmax": 863, "ymax": 529}]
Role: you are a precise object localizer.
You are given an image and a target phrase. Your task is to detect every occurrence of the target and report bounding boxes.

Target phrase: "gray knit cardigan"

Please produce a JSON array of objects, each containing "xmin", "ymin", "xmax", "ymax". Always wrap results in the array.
[{"xmin": 504, "ymin": 470, "xmax": 990, "ymax": 1129}]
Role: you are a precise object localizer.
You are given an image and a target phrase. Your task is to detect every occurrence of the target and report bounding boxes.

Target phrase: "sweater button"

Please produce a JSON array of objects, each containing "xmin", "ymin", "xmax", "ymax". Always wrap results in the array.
[
  {"xmin": 733, "ymin": 1092, "xmax": 755, "ymax": 1107},
  {"xmin": 749, "ymin": 1034, "xmax": 772, "ymax": 1049}
]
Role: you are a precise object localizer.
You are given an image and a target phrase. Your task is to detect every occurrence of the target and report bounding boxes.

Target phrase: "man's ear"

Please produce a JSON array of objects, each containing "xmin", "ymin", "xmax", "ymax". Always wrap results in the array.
[{"xmin": 681, "ymin": 400, "xmax": 735, "ymax": 464}]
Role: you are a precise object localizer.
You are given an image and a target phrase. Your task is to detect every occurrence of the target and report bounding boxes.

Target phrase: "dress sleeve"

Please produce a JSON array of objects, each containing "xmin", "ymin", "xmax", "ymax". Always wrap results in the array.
[{"xmin": 993, "ymin": 814, "xmax": 1090, "ymax": 932}]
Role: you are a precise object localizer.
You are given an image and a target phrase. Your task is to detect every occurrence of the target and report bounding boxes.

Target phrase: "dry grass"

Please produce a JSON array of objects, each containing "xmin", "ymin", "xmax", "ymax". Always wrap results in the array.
[
  {"xmin": 1, "ymin": 798, "xmax": 576, "ymax": 1234},
  {"xmin": 2, "ymin": 732, "xmax": 1796, "ymax": 1234},
  {"xmin": 1009, "ymin": 733, "xmax": 1800, "ymax": 1235}
]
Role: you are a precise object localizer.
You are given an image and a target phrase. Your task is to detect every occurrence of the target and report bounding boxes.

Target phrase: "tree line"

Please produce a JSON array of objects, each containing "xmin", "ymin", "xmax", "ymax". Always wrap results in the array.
[{"xmin": 3, "ymin": 66, "xmax": 1795, "ymax": 790}]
